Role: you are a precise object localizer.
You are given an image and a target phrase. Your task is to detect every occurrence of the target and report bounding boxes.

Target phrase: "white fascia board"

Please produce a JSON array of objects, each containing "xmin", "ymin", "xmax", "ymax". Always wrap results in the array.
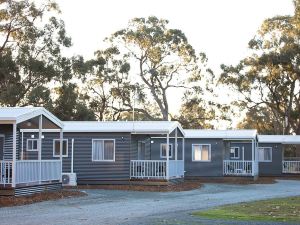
[
  {"xmin": 20, "ymin": 129, "xmax": 61, "ymax": 133},
  {"xmin": 16, "ymin": 108, "xmax": 63, "ymax": 128}
]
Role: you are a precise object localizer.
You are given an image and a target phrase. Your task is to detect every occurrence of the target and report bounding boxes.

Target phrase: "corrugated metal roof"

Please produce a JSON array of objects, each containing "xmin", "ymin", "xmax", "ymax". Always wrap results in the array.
[
  {"xmin": 258, "ymin": 135, "xmax": 300, "ymax": 144},
  {"xmin": 63, "ymin": 121, "xmax": 184, "ymax": 134},
  {"xmin": 184, "ymin": 129, "xmax": 257, "ymax": 139},
  {"xmin": 0, "ymin": 107, "xmax": 63, "ymax": 127}
]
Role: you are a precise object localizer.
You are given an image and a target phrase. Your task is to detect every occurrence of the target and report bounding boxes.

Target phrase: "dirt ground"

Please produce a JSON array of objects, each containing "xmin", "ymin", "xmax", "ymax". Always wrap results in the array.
[
  {"xmin": 0, "ymin": 190, "xmax": 86, "ymax": 208},
  {"xmin": 75, "ymin": 177, "xmax": 278, "ymax": 192},
  {"xmin": 186, "ymin": 177, "xmax": 278, "ymax": 185},
  {"xmin": 77, "ymin": 180, "xmax": 203, "ymax": 192}
]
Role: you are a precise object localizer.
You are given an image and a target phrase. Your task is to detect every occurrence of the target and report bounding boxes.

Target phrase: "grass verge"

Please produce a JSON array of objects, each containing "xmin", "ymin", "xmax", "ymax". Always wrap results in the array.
[{"xmin": 193, "ymin": 196, "xmax": 300, "ymax": 222}]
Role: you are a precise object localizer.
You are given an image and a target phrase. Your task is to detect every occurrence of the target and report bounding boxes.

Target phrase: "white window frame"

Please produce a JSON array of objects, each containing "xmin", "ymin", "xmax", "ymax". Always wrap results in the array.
[
  {"xmin": 27, "ymin": 139, "xmax": 38, "ymax": 151},
  {"xmin": 230, "ymin": 147, "xmax": 240, "ymax": 159},
  {"xmin": 192, "ymin": 144, "xmax": 211, "ymax": 162},
  {"xmin": 160, "ymin": 143, "xmax": 173, "ymax": 159},
  {"xmin": 53, "ymin": 139, "xmax": 68, "ymax": 157},
  {"xmin": 258, "ymin": 147, "xmax": 272, "ymax": 162},
  {"xmin": 92, "ymin": 139, "xmax": 115, "ymax": 162}
]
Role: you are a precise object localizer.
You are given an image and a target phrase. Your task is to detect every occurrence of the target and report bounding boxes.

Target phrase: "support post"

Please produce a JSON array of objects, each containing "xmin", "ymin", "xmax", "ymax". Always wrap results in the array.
[
  {"xmin": 71, "ymin": 138, "xmax": 74, "ymax": 173},
  {"xmin": 59, "ymin": 129, "xmax": 63, "ymax": 182},
  {"xmin": 21, "ymin": 131, "xmax": 24, "ymax": 160},
  {"xmin": 251, "ymin": 139, "xmax": 255, "ymax": 177},
  {"xmin": 166, "ymin": 133, "xmax": 169, "ymax": 180},
  {"xmin": 38, "ymin": 115, "xmax": 42, "ymax": 184},
  {"xmin": 175, "ymin": 128, "xmax": 178, "ymax": 177},
  {"xmin": 12, "ymin": 123, "xmax": 17, "ymax": 188},
  {"xmin": 182, "ymin": 137, "xmax": 185, "ymax": 177}
]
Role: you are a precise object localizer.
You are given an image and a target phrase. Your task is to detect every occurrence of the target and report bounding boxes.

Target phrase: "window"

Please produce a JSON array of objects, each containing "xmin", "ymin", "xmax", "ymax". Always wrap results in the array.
[
  {"xmin": 258, "ymin": 147, "xmax": 272, "ymax": 162},
  {"xmin": 53, "ymin": 139, "xmax": 68, "ymax": 157},
  {"xmin": 160, "ymin": 143, "xmax": 173, "ymax": 158},
  {"xmin": 27, "ymin": 139, "xmax": 38, "ymax": 151},
  {"xmin": 230, "ymin": 147, "xmax": 239, "ymax": 159},
  {"xmin": 92, "ymin": 139, "xmax": 115, "ymax": 161},
  {"xmin": 192, "ymin": 144, "xmax": 211, "ymax": 161}
]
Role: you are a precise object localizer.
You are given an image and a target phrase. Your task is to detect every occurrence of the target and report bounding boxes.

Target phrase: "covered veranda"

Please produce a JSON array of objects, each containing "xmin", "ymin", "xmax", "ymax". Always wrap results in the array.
[
  {"xmin": 259, "ymin": 135, "xmax": 300, "ymax": 174},
  {"xmin": 129, "ymin": 121, "xmax": 185, "ymax": 180},
  {"xmin": 0, "ymin": 107, "xmax": 64, "ymax": 190}
]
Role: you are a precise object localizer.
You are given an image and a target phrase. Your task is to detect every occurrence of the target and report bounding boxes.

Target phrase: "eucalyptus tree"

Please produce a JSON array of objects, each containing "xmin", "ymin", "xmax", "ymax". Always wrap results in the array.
[
  {"xmin": 0, "ymin": 0, "xmax": 71, "ymax": 107},
  {"xmin": 220, "ymin": 0, "xmax": 300, "ymax": 134},
  {"xmin": 108, "ymin": 16, "xmax": 204, "ymax": 120}
]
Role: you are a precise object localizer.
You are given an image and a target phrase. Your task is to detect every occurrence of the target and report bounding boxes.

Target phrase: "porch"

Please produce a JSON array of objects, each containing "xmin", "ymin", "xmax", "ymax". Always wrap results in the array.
[
  {"xmin": 130, "ymin": 160, "xmax": 184, "ymax": 179},
  {"xmin": 0, "ymin": 107, "xmax": 64, "ymax": 195},
  {"xmin": 223, "ymin": 138, "xmax": 259, "ymax": 177},
  {"xmin": 130, "ymin": 122, "xmax": 185, "ymax": 180},
  {"xmin": 282, "ymin": 158, "xmax": 300, "ymax": 174},
  {"xmin": 223, "ymin": 160, "xmax": 259, "ymax": 176},
  {"xmin": 0, "ymin": 160, "xmax": 61, "ymax": 187}
]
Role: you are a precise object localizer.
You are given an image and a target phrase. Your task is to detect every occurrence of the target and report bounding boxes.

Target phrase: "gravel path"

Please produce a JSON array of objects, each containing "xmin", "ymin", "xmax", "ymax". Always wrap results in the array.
[{"xmin": 0, "ymin": 179, "xmax": 299, "ymax": 225}]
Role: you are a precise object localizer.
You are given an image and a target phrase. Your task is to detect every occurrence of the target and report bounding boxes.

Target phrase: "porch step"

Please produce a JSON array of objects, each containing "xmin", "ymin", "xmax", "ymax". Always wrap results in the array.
[{"xmin": 169, "ymin": 178, "xmax": 184, "ymax": 185}]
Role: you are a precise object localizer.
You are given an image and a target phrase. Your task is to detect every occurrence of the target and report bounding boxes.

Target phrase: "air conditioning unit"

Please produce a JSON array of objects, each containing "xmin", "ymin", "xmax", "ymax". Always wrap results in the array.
[{"xmin": 62, "ymin": 173, "xmax": 77, "ymax": 186}]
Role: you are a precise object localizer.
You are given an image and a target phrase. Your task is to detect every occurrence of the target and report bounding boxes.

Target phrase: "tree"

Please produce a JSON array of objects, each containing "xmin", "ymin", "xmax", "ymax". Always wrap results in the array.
[
  {"xmin": 220, "ymin": 0, "xmax": 300, "ymax": 134},
  {"xmin": 237, "ymin": 107, "xmax": 283, "ymax": 134},
  {"xmin": 0, "ymin": 0, "xmax": 71, "ymax": 107},
  {"xmin": 108, "ymin": 16, "xmax": 204, "ymax": 120},
  {"xmin": 53, "ymin": 83, "xmax": 96, "ymax": 121}
]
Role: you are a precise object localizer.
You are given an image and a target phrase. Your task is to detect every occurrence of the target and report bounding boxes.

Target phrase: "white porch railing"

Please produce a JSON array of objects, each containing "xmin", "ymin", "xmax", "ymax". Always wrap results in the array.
[
  {"xmin": 0, "ymin": 160, "xmax": 61, "ymax": 185},
  {"xmin": 130, "ymin": 160, "xmax": 167, "ymax": 179},
  {"xmin": 0, "ymin": 161, "xmax": 12, "ymax": 185},
  {"xmin": 130, "ymin": 160, "xmax": 184, "ymax": 180},
  {"xmin": 223, "ymin": 160, "xmax": 254, "ymax": 176},
  {"xmin": 282, "ymin": 161, "xmax": 300, "ymax": 174}
]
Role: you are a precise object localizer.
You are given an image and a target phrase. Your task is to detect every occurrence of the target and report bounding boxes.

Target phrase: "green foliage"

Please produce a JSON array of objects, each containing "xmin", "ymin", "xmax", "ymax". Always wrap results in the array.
[
  {"xmin": 108, "ymin": 16, "xmax": 205, "ymax": 120},
  {"xmin": 220, "ymin": 0, "xmax": 300, "ymax": 134},
  {"xmin": 53, "ymin": 83, "xmax": 95, "ymax": 121},
  {"xmin": 0, "ymin": 0, "xmax": 71, "ymax": 106}
]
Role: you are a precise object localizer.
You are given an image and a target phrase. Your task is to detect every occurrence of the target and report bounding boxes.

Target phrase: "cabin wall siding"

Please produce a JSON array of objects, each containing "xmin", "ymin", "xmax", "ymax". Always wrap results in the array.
[
  {"xmin": 0, "ymin": 125, "xmax": 19, "ymax": 160},
  {"xmin": 150, "ymin": 138, "xmax": 183, "ymax": 160},
  {"xmin": 227, "ymin": 142, "xmax": 253, "ymax": 161},
  {"xmin": 184, "ymin": 138, "xmax": 224, "ymax": 177},
  {"xmin": 258, "ymin": 143, "xmax": 283, "ymax": 176},
  {"xmin": 21, "ymin": 132, "xmax": 132, "ymax": 183}
]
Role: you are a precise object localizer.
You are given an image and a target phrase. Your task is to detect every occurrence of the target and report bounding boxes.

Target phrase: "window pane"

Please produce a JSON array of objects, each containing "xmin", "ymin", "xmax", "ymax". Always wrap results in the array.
[
  {"xmin": 104, "ymin": 140, "xmax": 114, "ymax": 160},
  {"xmin": 33, "ymin": 140, "xmax": 37, "ymax": 150},
  {"xmin": 161, "ymin": 144, "xmax": 172, "ymax": 158},
  {"xmin": 263, "ymin": 148, "xmax": 271, "ymax": 161},
  {"xmin": 54, "ymin": 140, "xmax": 67, "ymax": 156},
  {"xmin": 235, "ymin": 148, "xmax": 239, "ymax": 157},
  {"xmin": 93, "ymin": 140, "xmax": 103, "ymax": 160},
  {"xmin": 28, "ymin": 140, "xmax": 33, "ymax": 150},
  {"xmin": 201, "ymin": 145, "xmax": 209, "ymax": 161},
  {"xmin": 161, "ymin": 145, "xmax": 166, "ymax": 157},
  {"xmin": 193, "ymin": 145, "xmax": 201, "ymax": 161},
  {"xmin": 63, "ymin": 141, "xmax": 67, "ymax": 155}
]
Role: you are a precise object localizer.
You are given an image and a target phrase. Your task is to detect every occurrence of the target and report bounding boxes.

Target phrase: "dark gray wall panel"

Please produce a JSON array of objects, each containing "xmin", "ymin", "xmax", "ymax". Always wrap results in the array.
[
  {"xmin": 21, "ymin": 132, "xmax": 132, "ymax": 183},
  {"xmin": 258, "ymin": 143, "xmax": 282, "ymax": 176},
  {"xmin": 184, "ymin": 138, "xmax": 224, "ymax": 177},
  {"xmin": 150, "ymin": 138, "xmax": 183, "ymax": 160},
  {"xmin": 226, "ymin": 142, "xmax": 253, "ymax": 161}
]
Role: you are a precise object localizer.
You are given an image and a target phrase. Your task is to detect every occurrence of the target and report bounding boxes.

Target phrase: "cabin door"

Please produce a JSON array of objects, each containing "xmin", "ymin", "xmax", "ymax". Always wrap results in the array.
[
  {"xmin": 0, "ymin": 135, "xmax": 4, "ymax": 160},
  {"xmin": 138, "ymin": 141, "xmax": 146, "ymax": 160}
]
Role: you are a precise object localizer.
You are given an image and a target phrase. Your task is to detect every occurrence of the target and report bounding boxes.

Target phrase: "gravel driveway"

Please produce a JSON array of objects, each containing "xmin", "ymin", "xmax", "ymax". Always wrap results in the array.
[{"xmin": 0, "ymin": 179, "xmax": 299, "ymax": 225}]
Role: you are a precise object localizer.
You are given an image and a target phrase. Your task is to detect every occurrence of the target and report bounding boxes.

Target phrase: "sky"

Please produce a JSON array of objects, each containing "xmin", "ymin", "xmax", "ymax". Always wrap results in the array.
[{"xmin": 55, "ymin": 0, "xmax": 294, "ymax": 126}]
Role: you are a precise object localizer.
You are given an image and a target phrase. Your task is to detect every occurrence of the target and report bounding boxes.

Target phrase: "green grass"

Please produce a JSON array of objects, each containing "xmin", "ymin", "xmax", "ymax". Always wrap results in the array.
[{"xmin": 193, "ymin": 196, "xmax": 300, "ymax": 222}]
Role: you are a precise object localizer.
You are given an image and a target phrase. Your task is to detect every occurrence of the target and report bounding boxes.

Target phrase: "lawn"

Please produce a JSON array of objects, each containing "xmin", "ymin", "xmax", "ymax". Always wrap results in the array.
[{"xmin": 193, "ymin": 196, "xmax": 300, "ymax": 222}]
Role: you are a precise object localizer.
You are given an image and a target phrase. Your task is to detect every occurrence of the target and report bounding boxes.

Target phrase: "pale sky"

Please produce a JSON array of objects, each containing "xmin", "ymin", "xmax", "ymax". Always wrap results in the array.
[{"xmin": 55, "ymin": 0, "xmax": 294, "ymax": 126}]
